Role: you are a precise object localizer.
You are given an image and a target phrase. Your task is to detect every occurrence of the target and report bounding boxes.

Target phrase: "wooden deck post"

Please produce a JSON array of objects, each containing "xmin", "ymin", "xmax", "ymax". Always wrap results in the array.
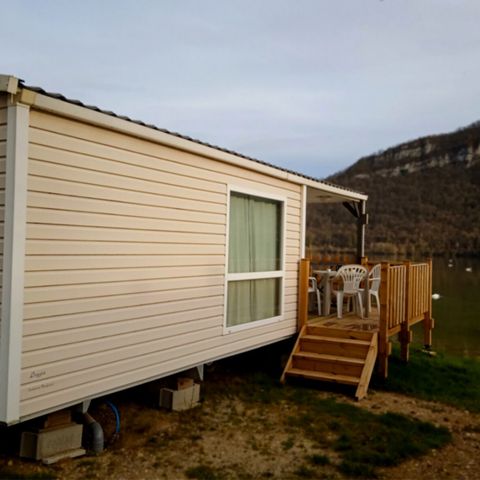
[
  {"xmin": 377, "ymin": 262, "xmax": 390, "ymax": 379},
  {"xmin": 400, "ymin": 261, "xmax": 411, "ymax": 362},
  {"xmin": 298, "ymin": 258, "xmax": 310, "ymax": 331},
  {"xmin": 356, "ymin": 200, "xmax": 367, "ymax": 263},
  {"xmin": 423, "ymin": 258, "xmax": 434, "ymax": 348}
]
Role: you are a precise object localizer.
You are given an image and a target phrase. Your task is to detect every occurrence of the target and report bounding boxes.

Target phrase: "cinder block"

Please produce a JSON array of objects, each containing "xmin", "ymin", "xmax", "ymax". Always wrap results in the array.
[
  {"xmin": 159, "ymin": 383, "xmax": 200, "ymax": 411},
  {"xmin": 20, "ymin": 423, "xmax": 83, "ymax": 461},
  {"xmin": 177, "ymin": 377, "xmax": 194, "ymax": 390}
]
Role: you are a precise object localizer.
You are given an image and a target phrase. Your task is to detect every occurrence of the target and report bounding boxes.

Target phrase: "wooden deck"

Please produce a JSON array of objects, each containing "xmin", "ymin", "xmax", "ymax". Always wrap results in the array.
[
  {"xmin": 308, "ymin": 309, "xmax": 379, "ymax": 333},
  {"xmin": 281, "ymin": 257, "xmax": 433, "ymax": 399}
]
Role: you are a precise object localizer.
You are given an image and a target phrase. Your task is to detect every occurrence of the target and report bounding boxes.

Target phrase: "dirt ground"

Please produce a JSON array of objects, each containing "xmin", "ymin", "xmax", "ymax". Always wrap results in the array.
[{"xmin": 1, "ymin": 372, "xmax": 479, "ymax": 480}]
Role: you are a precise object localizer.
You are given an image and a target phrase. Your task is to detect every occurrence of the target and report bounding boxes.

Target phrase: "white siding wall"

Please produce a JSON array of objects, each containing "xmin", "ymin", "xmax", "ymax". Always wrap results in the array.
[
  {"xmin": 20, "ymin": 109, "xmax": 301, "ymax": 418},
  {"xmin": 0, "ymin": 94, "xmax": 7, "ymax": 335}
]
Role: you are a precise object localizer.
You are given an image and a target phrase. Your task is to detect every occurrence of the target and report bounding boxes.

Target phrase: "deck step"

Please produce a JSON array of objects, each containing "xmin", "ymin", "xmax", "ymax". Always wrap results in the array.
[
  {"xmin": 286, "ymin": 368, "xmax": 359, "ymax": 385},
  {"xmin": 293, "ymin": 351, "xmax": 364, "ymax": 365},
  {"xmin": 292, "ymin": 351, "xmax": 365, "ymax": 377},
  {"xmin": 307, "ymin": 325, "xmax": 374, "ymax": 341},
  {"xmin": 301, "ymin": 334, "xmax": 370, "ymax": 358},
  {"xmin": 281, "ymin": 326, "xmax": 378, "ymax": 399},
  {"xmin": 301, "ymin": 334, "xmax": 370, "ymax": 346}
]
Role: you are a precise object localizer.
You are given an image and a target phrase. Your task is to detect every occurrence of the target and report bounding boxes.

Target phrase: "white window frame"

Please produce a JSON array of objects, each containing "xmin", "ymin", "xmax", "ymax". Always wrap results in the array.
[{"xmin": 224, "ymin": 185, "xmax": 286, "ymax": 334}]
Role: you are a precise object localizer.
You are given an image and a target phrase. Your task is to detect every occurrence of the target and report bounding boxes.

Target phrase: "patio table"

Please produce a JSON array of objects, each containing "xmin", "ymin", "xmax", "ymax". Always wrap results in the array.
[
  {"xmin": 313, "ymin": 268, "xmax": 370, "ymax": 318},
  {"xmin": 312, "ymin": 269, "xmax": 338, "ymax": 316}
]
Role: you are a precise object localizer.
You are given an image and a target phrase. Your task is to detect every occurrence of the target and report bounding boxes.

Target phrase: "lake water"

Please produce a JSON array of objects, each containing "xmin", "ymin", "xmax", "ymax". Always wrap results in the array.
[{"xmin": 412, "ymin": 257, "xmax": 480, "ymax": 359}]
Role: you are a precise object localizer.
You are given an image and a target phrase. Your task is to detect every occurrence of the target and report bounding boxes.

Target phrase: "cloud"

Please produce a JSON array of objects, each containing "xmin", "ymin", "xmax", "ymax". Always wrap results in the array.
[{"xmin": 2, "ymin": 0, "xmax": 480, "ymax": 178}]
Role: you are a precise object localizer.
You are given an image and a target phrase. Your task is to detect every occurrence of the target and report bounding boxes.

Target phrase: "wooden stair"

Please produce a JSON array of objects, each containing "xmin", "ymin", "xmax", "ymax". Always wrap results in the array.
[{"xmin": 281, "ymin": 325, "xmax": 378, "ymax": 399}]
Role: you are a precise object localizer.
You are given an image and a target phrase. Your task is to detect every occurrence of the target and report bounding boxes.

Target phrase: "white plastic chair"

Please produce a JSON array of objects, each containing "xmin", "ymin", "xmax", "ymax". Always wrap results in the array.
[
  {"xmin": 308, "ymin": 277, "xmax": 322, "ymax": 315},
  {"xmin": 367, "ymin": 263, "xmax": 381, "ymax": 310},
  {"xmin": 333, "ymin": 265, "xmax": 367, "ymax": 319}
]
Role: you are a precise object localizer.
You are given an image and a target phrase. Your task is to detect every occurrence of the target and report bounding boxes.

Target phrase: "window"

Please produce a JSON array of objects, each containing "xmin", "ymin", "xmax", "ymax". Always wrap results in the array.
[{"xmin": 226, "ymin": 189, "xmax": 284, "ymax": 330}]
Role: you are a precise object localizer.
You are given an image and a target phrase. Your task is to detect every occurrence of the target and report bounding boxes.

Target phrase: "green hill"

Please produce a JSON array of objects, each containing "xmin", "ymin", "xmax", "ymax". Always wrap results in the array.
[{"xmin": 307, "ymin": 121, "xmax": 480, "ymax": 257}]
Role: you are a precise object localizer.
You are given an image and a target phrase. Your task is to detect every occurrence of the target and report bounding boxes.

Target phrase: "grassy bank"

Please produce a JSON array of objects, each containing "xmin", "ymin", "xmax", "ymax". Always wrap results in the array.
[
  {"xmin": 196, "ymin": 346, "xmax": 452, "ymax": 478},
  {"xmin": 1, "ymin": 341, "xmax": 468, "ymax": 480},
  {"xmin": 372, "ymin": 347, "xmax": 480, "ymax": 412}
]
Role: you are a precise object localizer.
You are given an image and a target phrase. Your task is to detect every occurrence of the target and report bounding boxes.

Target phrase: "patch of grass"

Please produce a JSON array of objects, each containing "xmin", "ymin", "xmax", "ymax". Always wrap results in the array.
[
  {"xmin": 0, "ymin": 469, "xmax": 56, "ymax": 480},
  {"xmin": 333, "ymin": 411, "xmax": 451, "ymax": 476},
  {"xmin": 339, "ymin": 460, "xmax": 377, "ymax": 479},
  {"xmin": 202, "ymin": 344, "xmax": 452, "ymax": 478},
  {"xmin": 294, "ymin": 465, "xmax": 316, "ymax": 477},
  {"xmin": 185, "ymin": 464, "xmax": 224, "ymax": 480},
  {"xmin": 285, "ymin": 395, "xmax": 451, "ymax": 478},
  {"xmin": 307, "ymin": 453, "xmax": 330, "ymax": 466},
  {"xmin": 372, "ymin": 348, "xmax": 480, "ymax": 412},
  {"xmin": 281, "ymin": 436, "xmax": 295, "ymax": 450}
]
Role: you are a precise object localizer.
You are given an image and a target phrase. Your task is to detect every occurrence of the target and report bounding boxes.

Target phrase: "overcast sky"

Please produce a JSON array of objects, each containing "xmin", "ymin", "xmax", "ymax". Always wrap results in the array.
[{"xmin": 1, "ymin": 0, "xmax": 479, "ymax": 178}]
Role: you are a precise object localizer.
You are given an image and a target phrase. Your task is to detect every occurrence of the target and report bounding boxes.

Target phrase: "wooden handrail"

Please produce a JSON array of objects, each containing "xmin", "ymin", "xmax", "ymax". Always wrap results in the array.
[
  {"xmin": 298, "ymin": 258, "xmax": 310, "ymax": 331},
  {"xmin": 377, "ymin": 258, "xmax": 433, "ymax": 377}
]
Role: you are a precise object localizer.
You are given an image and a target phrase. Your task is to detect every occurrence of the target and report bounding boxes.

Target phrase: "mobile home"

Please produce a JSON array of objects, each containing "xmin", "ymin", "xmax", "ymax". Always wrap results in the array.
[{"xmin": 0, "ymin": 75, "xmax": 367, "ymax": 425}]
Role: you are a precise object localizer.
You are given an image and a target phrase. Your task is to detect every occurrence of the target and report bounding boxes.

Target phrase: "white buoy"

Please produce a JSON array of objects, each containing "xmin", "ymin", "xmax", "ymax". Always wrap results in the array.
[{"xmin": 432, "ymin": 293, "xmax": 441, "ymax": 300}]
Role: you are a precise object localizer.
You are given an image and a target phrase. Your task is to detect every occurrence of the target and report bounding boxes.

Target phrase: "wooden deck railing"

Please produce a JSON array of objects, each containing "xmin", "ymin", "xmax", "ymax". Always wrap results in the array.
[
  {"xmin": 297, "ymin": 257, "xmax": 433, "ymax": 378},
  {"xmin": 377, "ymin": 259, "xmax": 433, "ymax": 378}
]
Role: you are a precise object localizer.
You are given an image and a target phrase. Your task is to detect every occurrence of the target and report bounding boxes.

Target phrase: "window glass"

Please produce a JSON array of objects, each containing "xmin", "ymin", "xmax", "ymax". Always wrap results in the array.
[
  {"xmin": 227, "ymin": 278, "xmax": 281, "ymax": 327},
  {"xmin": 226, "ymin": 191, "xmax": 284, "ymax": 328},
  {"xmin": 228, "ymin": 192, "xmax": 281, "ymax": 273}
]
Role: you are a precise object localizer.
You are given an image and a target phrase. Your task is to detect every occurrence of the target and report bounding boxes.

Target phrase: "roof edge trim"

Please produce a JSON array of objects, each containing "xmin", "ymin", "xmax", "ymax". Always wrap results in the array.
[
  {"xmin": 0, "ymin": 75, "xmax": 20, "ymax": 95},
  {"xmin": 21, "ymin": 86, "xmax": 367, "ymax": 202}
]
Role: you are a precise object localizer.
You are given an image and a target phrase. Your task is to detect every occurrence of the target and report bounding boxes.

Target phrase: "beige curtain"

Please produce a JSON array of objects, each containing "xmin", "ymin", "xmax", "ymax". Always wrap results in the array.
[{"xmin": 227, "ymin": 193, "xmax": 281, "ymax": 327}]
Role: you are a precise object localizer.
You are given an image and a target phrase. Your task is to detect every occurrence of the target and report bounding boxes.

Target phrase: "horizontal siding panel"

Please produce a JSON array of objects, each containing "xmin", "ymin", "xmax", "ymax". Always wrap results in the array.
[
  {"xmin": 25, "ymin": 254, "xmax": 225, "ymax": 272},
  {"xmin": 21, "ymin": 326, "xmax": 297, "ymax": 416},
  {"xmin": 285, "ymin": 238, "xmax": 300, "ymax": 250},
  {"xmin": 19, "ymin": 109, "xmax": 304, "ymax": 420},
  {"xmin": 0, "ymin": 125, "xmax": 6, "ymax": 139},
  {"xmin": 23, "ymin": 306, "xmax": 223, "ymax": 354},
  {"xmin": 25, "ymin": 265, "xmax": 225, "ymax": 288},
  {"xmin": 29, "ymin": 159, "xmax": 227, "ymax": 205},
  {"xmin": 286, "ymin": 213, "xmax": 300, "ymax": 224},
  {"xmin": 25, "ymin": 240, "xmax": 226, "ymax": 256},
  {"xmin": 25, "ymin": 274, "xmax": 224, "ymax": 303},
  {"xmin": 286, "ymin": 198, "xmax": 301, "ymax": 210},
  {"xmin": 29, "ymin": 143, "xmax": 222, "ymax": 195},
  {"xmin": 29, "ymin": 176, "xmax": 225, "ymax": 214},
  {"xmin": 26, "ymin": 224, "xmax": 224, "ymax": 245},
  {"xmin": 0, "ymin": 143, "xmax": 6, "ymax": 158},
  {"xmin": 29, "ymin": 111, "xmax": 302, "ymax": 195},
  {"xmin": 284, "ymin": 304, "xmax": 296, "ymax": 316},
  {"xmin": 23, "ymin": 298, "xmax": 225, "ymax": 336},
  {"xmin": 286, "ymin": 246, "xmax": 300, "ymax": 257},
  {"xmin": 286, "ymin": 215, "xmax": 301, "ymax": 229},
  {"xmin": 23, "ymin": 316, "xmax": 222, "ymax": 367},
  {"xmin": 284, "ymin": 303, "xmax": 297, "ymax": 315},
  {"xmin": 286, "ymin": 263, "xmax": 299, "ymax": 273},
  {"xmin": 20, "ymin": 324, "xmax": 296, "ymax": 417},
  {"xmin": 285, "ymin": 286, "xmax": 297, "ymax": 296},
  {"xmin": 28, "ymin": 191, "xmax": 225, "ymax": 225},
  {"xmin": 24, "ymin": 286, "xmax": 224, "ymax": 320},
  {"xmin": 21, "ymin": 326, "xmax": 223, "ymax": 398},
  {"xmin": 286, "ymin": 230, "xmax": 300, "ymax": 241},
  {"xmin": 23, "ymin": 322, "xmax": 223, "ymax": 381},
  {"xmin": 27, "ymin": 208, "xmax": 226, "ymax": 235},
  {"xmin": 285, "ymin": 271, "xmax": 298, "ymax": 282}
]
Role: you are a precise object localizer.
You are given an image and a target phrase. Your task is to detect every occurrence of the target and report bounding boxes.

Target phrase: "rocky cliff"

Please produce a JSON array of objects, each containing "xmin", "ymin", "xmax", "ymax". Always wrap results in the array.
[{"xmin": 307, "ymin": 121, "xmax": 480, "ymax": 257}]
